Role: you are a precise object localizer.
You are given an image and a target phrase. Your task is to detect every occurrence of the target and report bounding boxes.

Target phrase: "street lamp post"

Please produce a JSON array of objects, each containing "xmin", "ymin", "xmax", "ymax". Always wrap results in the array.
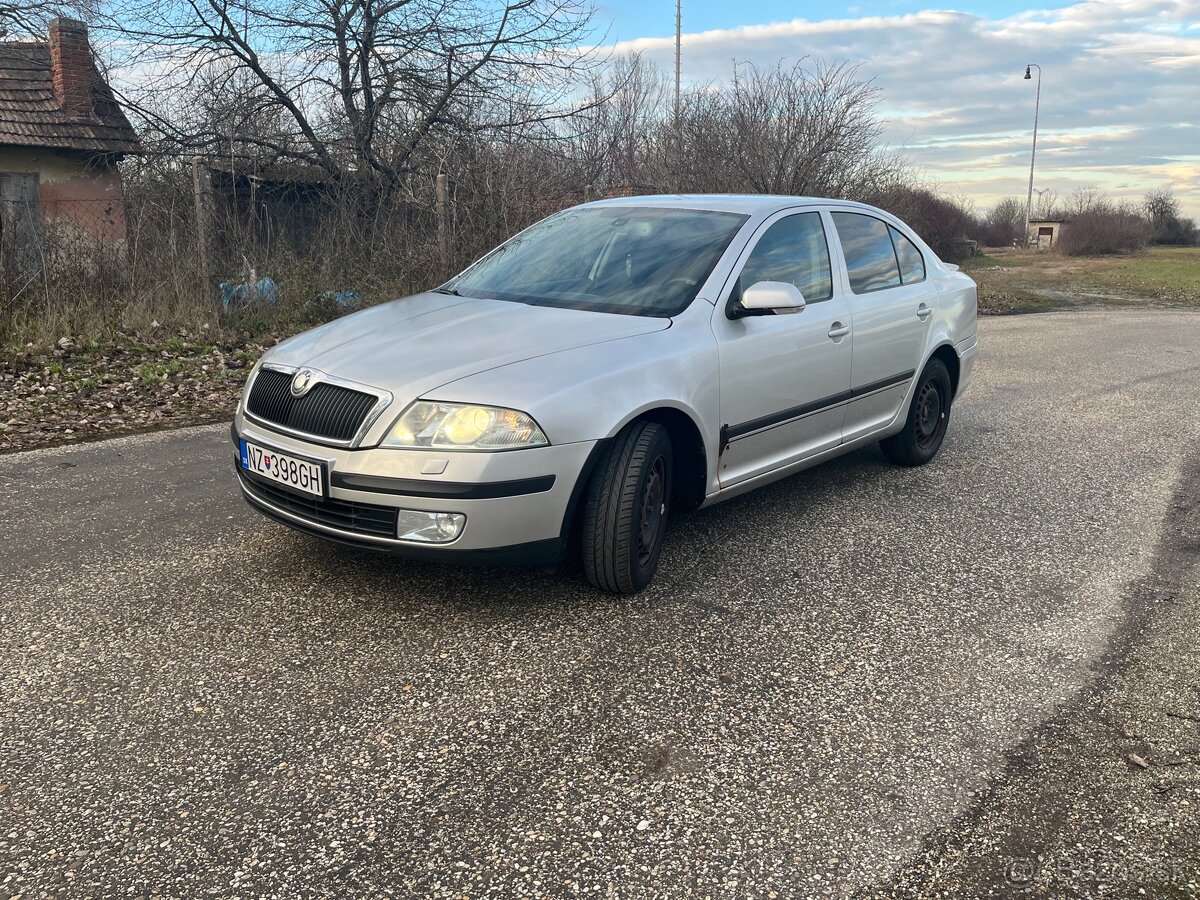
[{"xmin": 1022, "ymin": 64, "xmax": 1042, "ymax": 248}]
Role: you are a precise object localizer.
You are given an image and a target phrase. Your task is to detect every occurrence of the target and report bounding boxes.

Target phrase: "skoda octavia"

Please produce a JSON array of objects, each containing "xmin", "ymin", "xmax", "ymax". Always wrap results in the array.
[{"xmin": 232, "ymin": 195, "xmax": 977, "ymax": 593}]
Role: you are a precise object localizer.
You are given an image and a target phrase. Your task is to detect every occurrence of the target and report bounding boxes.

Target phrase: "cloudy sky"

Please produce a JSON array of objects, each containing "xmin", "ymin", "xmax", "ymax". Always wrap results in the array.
[{"xmin": 596, "ymin": 0, "xmax": 1200, "ymax": 217}]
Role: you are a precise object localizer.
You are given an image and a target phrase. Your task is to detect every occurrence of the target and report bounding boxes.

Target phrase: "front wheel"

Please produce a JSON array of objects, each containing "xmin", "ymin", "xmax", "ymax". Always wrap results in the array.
[
  {"xmin": 581, "ymin": 421, "xmax": 673, "ymax": 594},
  {"xmin": 881, "ymin": 358, "xmax": 953, "ymax": 466}
]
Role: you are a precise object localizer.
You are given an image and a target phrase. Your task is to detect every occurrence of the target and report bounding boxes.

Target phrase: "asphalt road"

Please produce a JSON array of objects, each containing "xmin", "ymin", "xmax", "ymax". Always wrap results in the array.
[{"xmin": 2, "ymin": 308, "xmax": 1200, "ymax": 898}]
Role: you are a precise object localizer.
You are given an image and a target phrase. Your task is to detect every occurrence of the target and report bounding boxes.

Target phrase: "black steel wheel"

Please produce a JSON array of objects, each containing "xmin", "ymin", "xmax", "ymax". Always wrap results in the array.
[
  {"xmin": 881, "ymin": 358, "xmax": 953, "ymax": 466},
  {"xmin": 581, "ymin": 421, "xmax": 673, "ymax": 594}
]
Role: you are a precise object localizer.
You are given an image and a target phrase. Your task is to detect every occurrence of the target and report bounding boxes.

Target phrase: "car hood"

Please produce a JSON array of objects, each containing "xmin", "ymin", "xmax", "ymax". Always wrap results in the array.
[{"xmin": 266, "ymin": 292, "xmax": 671, "ymax": 401}]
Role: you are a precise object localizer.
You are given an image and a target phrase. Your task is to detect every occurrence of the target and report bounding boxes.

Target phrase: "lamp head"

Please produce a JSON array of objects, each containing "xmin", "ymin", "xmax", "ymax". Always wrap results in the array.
[{"xmin": 1024, "ymin": 66, "xmax": 1032, "ymax": 79}]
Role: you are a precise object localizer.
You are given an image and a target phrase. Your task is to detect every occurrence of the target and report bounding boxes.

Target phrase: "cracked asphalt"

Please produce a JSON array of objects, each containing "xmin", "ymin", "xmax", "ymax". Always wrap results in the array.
[{"xmin": 2, "ymin": 308, "xmax": 1199, "ymax": 898}]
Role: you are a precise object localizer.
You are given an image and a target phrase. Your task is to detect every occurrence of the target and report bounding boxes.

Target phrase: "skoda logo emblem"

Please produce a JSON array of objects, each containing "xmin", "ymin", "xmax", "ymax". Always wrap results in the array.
[{"xmin": 290, "ymin": 369, "xmax": 316, "ymax": 397}]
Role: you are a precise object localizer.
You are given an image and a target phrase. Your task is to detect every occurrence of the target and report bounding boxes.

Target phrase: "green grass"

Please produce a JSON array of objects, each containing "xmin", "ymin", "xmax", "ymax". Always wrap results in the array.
[
  {"xmin": 1096, "ymin": 247, "xmax": 1200, "ymax": 297},
  {"xmin": 961, "ymin": 246, "xmax": 1200, "ymax": 313}
]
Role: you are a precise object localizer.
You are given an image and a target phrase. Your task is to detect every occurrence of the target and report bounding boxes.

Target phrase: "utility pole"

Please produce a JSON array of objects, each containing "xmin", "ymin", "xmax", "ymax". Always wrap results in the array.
[
  {"xmin": 674, "ymin": 0, "xmax": 682, "ymax": 133},
  {"xmin": 1022, "ymin": 64, "xmax": 1042, "ymax": 249}
]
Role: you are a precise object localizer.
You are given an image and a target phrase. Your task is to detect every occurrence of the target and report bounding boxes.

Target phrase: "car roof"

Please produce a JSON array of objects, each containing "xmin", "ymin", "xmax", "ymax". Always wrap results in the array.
[{"xmin": 585, "ymin": 194, "xmax": 885, "ymax": 216}]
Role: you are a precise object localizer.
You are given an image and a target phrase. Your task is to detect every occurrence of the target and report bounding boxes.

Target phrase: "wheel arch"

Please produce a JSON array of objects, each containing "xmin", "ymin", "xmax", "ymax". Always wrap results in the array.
[
  {"xmin": 927, "ymin": 341, "xmax": 961, "ymax": 398},
  {"xmin": 621, "ymin": 406, "xmax": 708, "ymax": 513},
  {"xmin": 556, "ymin": 403, "xmax": 710, "ymax": 556}
]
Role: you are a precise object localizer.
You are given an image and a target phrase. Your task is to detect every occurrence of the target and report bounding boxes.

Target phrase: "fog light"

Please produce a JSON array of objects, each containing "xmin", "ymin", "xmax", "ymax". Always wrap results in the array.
[{"xmin": 395, "ymin": 509, "xmax": 466, "ymax": 543}]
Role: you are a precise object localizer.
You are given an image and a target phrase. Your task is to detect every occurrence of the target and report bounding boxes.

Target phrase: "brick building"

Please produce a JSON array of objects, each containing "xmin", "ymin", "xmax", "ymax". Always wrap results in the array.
[{"xmin": 0, "ymin": 19, "xmax": 141, "ymax": 270}]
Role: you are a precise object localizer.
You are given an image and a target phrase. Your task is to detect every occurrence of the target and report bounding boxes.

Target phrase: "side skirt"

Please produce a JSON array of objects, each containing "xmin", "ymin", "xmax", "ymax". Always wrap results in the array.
[{"xmin": 699, "ymin": 424, "xmax": 902, "ymax": 509}]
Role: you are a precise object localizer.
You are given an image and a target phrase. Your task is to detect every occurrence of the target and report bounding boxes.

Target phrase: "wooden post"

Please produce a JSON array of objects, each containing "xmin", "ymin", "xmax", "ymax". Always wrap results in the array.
[
  {"xmin": 436, "ymin": 173, "xmax": 450, "ymax": 277},
  {"xmin": 191, "ymin": 158, "xmax": 211, "ymax": 294}
]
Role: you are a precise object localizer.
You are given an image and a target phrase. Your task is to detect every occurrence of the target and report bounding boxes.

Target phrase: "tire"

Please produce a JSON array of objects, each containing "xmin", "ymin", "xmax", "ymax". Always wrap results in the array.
[
  {"xmin": 581, "ymin": 421, "xmax": 673, "ymax": 594},
  {"xmin": 881, "ymin": 358, "xmax": 953, "ymax": 466}
]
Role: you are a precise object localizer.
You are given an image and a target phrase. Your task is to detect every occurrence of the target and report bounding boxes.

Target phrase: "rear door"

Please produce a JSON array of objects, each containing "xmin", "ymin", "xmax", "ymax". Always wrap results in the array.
[
  {"xmin": 829, "ymin": 210, "xmax": 935, "ymax": 442},
  {"xmin": 712, "ymin": 209, "xmax": 853, "ymax": 488}
]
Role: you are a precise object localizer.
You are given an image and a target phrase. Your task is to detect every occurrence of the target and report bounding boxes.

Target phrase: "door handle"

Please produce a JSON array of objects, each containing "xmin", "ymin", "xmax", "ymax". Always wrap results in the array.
[
  {"xmin": 917, "ymin": 303, "xmax": 932, "ymax": 320},
  {"xmin": 828, "ymin": 323, "xmax": 851, "ymax": 339}
]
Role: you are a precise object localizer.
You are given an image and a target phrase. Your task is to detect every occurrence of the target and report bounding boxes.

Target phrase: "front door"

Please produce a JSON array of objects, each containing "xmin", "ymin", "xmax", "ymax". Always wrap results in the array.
[
  {"xmin": 0, "ymin": 172, "xmax": 43, "ymax": 280},
  {"xmin": 828, "ymin": 210, "xmax": 934, "ymax": 443},
  {"xmin": 713, "ymin": 210, "xmax": 853, "ymax": 488}
]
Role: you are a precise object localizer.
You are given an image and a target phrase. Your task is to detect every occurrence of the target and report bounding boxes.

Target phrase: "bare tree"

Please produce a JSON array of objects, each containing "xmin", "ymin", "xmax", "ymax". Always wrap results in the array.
[
  {"xmin": 100, "ymin": 0, "xmax": 599, "ymax": 191},
  {"xmin": 0, "ymin": 0, "xmax": 94, "ymax": 38},
  {"xmin": 570, "ymin": 53, "xmax": 669, "ymax": 190},
  {"xmin": 668, "ymin": 60, "xmax": 892, "ymax": 197},
  {"xmin": 1143, "ymin": 187, "xmax": 1197, "ymax": 245},
  {"xmin": 981, "ymin": 196, "xmax": 1024, "ymax": 246},
  {"xmin": 1031, "ymin": 187, "xmax": 1060, "ymax": 219}
]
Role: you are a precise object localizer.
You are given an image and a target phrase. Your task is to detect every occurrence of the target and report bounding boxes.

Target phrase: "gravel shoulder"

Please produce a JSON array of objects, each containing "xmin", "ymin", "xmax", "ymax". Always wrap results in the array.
[{"xmin": 2, "ymin": 308, "xmax": 1199, "ymax": 898}]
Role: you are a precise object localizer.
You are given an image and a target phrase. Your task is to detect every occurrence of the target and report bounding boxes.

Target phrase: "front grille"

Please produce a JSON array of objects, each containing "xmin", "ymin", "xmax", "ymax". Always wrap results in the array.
[
  {"xmin": 240, "ymin": 471, "xmax": 398, "ymax": 539},
  {"xmin": 246, "ymin": 368, "xmax": 380, "ymax": 443}
]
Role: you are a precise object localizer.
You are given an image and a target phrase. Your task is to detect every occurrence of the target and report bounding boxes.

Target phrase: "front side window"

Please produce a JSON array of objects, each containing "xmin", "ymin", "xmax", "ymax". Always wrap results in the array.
[
  {"xmin": 448, "ymin": 207, "xmax": 748, "ymax": 317},
  {"xmin": 889, "ymin": 226, "xmax": 925, "ymax": 284},
  {"xmin": 736, "ymin": 212, "xmax": 833, "ymax": 303},
  {"xmin": 831, "ymin": 212, "xmax": 902, "ymax": 294}
]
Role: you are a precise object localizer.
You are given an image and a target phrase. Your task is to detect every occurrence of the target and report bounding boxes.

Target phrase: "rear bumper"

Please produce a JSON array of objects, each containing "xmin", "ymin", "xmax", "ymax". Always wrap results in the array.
[
  {"xmin": 955, "ymin": 333, "xmax": 978, "ymax": 400},
  {"xmin": 231, "ymin": 415, "xmax": 598, "ymax": 561}
]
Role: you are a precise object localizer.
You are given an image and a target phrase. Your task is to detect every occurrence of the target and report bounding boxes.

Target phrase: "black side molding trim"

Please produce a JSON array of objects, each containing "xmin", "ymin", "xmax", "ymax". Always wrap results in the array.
[
  {"xmin": 726, "ymin": 369, "xmax": 916, "ymax": 442},
  {"xmin": 850, "ymin": 369, "xmax": 916, "ymax": 399},
  {"xmin": 330, "ymin": 471, "xmax": 556, "ymax": 500},
  {"xmin": 726, "ymin": 391, "xmax": 851, "ymax": 441}
]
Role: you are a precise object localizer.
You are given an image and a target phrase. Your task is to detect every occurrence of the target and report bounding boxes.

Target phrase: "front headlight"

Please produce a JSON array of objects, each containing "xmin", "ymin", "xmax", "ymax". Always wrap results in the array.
[{"xmin": 381, "ymin": 402, "xmax": 549, "ymax": 450}]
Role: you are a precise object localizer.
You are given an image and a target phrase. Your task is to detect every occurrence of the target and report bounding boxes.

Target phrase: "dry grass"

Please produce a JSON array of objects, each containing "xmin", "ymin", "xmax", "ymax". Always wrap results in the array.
[
  {"xmin": 0, "ymin": 329, "xmax": 275, "ymax": 453},
  {"xmin": 962, "ymin": 246, "xmax": 1200, "ymax": 314}
]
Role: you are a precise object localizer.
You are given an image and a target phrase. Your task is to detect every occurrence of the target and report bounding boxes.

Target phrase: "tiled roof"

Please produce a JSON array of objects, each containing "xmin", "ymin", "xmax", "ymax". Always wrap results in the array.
[{"xmin": 0, "ymin": 41, "xmax": 141, "ymax": 154}]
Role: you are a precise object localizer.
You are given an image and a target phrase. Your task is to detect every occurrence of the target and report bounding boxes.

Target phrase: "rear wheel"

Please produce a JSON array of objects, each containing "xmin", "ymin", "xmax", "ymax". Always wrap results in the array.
[
  {"xmin": 881, "ymin": 358, "xmax": 952, "ymax": 466},
  {"xmin": 581, "ymin": 421, "xmax": 673, "ymax": 594}
]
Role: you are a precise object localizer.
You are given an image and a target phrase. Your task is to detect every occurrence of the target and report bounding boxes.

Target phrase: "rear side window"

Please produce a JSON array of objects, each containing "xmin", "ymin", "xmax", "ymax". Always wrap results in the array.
[
  {"xmin": 890, "ymin": 226, "xmax": 925, "ymax": 284},
  {"xmin": 737, "ymin": 212, "xmax": 833, "ymax": 303},
  {"xmin": 831, "ymin": 212, "xmax": 901, "ymax": 294}
]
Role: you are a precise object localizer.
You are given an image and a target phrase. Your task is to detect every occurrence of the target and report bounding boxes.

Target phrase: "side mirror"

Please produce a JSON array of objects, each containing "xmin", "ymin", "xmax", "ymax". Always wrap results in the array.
[{"xmin": 731, "ymin": 281, "xmax": 806, "ymax": 318}]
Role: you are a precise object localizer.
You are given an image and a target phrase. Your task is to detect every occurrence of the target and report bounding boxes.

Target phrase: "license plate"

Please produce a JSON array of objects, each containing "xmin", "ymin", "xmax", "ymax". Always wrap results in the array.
[{"xmin": 240, "ymin": 439, "xmax": 325, "ymax": 497}]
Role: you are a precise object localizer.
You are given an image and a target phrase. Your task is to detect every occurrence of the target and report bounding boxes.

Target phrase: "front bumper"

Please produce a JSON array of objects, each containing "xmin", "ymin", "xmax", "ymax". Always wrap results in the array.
[{"xmin": 231, "ymin": 412, "xmax": 598, "ymax": 563}]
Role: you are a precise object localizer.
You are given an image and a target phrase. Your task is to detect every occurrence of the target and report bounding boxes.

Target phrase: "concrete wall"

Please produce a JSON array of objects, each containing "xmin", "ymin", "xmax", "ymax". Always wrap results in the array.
[
  {"xmin": 1026, "ymin": 220, "xmax": 1063, "ymax": 250},
  {"xmin": 0, "ymin": 146, "xmax": 128, "ymax": 244}
]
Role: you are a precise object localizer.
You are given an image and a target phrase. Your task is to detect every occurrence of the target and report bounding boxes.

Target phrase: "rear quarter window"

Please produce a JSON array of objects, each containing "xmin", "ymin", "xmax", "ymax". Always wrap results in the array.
[{"xmin": 889, "ymin": 226, "xmax": 926, "ymax": 284}]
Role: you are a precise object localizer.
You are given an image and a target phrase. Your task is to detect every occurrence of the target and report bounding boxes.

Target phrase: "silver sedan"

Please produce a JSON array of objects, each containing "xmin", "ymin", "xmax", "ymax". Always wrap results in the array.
[{"xmin": 232, "ymin": 195, "xmax": 978, "ymax": 593}]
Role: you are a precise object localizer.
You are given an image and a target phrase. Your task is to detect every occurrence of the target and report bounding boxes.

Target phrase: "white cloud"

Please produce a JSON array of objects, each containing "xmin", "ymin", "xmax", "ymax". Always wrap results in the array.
[{"xmin": 612, "ymin": 0, "xmax": 1200, "ymax": 215}]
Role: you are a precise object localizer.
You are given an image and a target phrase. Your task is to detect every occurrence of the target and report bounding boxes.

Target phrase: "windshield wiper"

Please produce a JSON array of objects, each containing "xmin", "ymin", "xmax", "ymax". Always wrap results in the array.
[{"xmin": 432, "ymin": 286, "xmax": 461, "ymax": 296}]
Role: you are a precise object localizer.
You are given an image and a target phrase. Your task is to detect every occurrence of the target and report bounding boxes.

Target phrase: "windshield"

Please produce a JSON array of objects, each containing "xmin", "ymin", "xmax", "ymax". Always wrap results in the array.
[{"xmin": 445, "ymin": 207, "xmax": 748, "ymax": 317}]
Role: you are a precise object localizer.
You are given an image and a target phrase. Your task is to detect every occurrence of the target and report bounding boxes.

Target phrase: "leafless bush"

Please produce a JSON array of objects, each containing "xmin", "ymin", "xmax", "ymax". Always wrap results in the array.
[
  {"xmin": 664, "ymin": 59, "xmax": 901, "ymax": 197},
  {"xmin": 1144, "ymin": 188, "xmax": 1198, "ymax": 246},
  {"xmin": 856, "ymin": 185, "xmax": 977, "ymax": 261},
  {"xmin": 2, "ymin": 48, "xmax": 990, "ymax": 345},
  {"xmin": 1, "ymin": 158, "xmax": 448, "ymax": 343},
  {"xmin": 977, "ymin": 197, "xmax": 1025, "ymax": 246},
  {"xmin": 1058, "ymin": 196, "xmax": 1151, "ymax": 256}
]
